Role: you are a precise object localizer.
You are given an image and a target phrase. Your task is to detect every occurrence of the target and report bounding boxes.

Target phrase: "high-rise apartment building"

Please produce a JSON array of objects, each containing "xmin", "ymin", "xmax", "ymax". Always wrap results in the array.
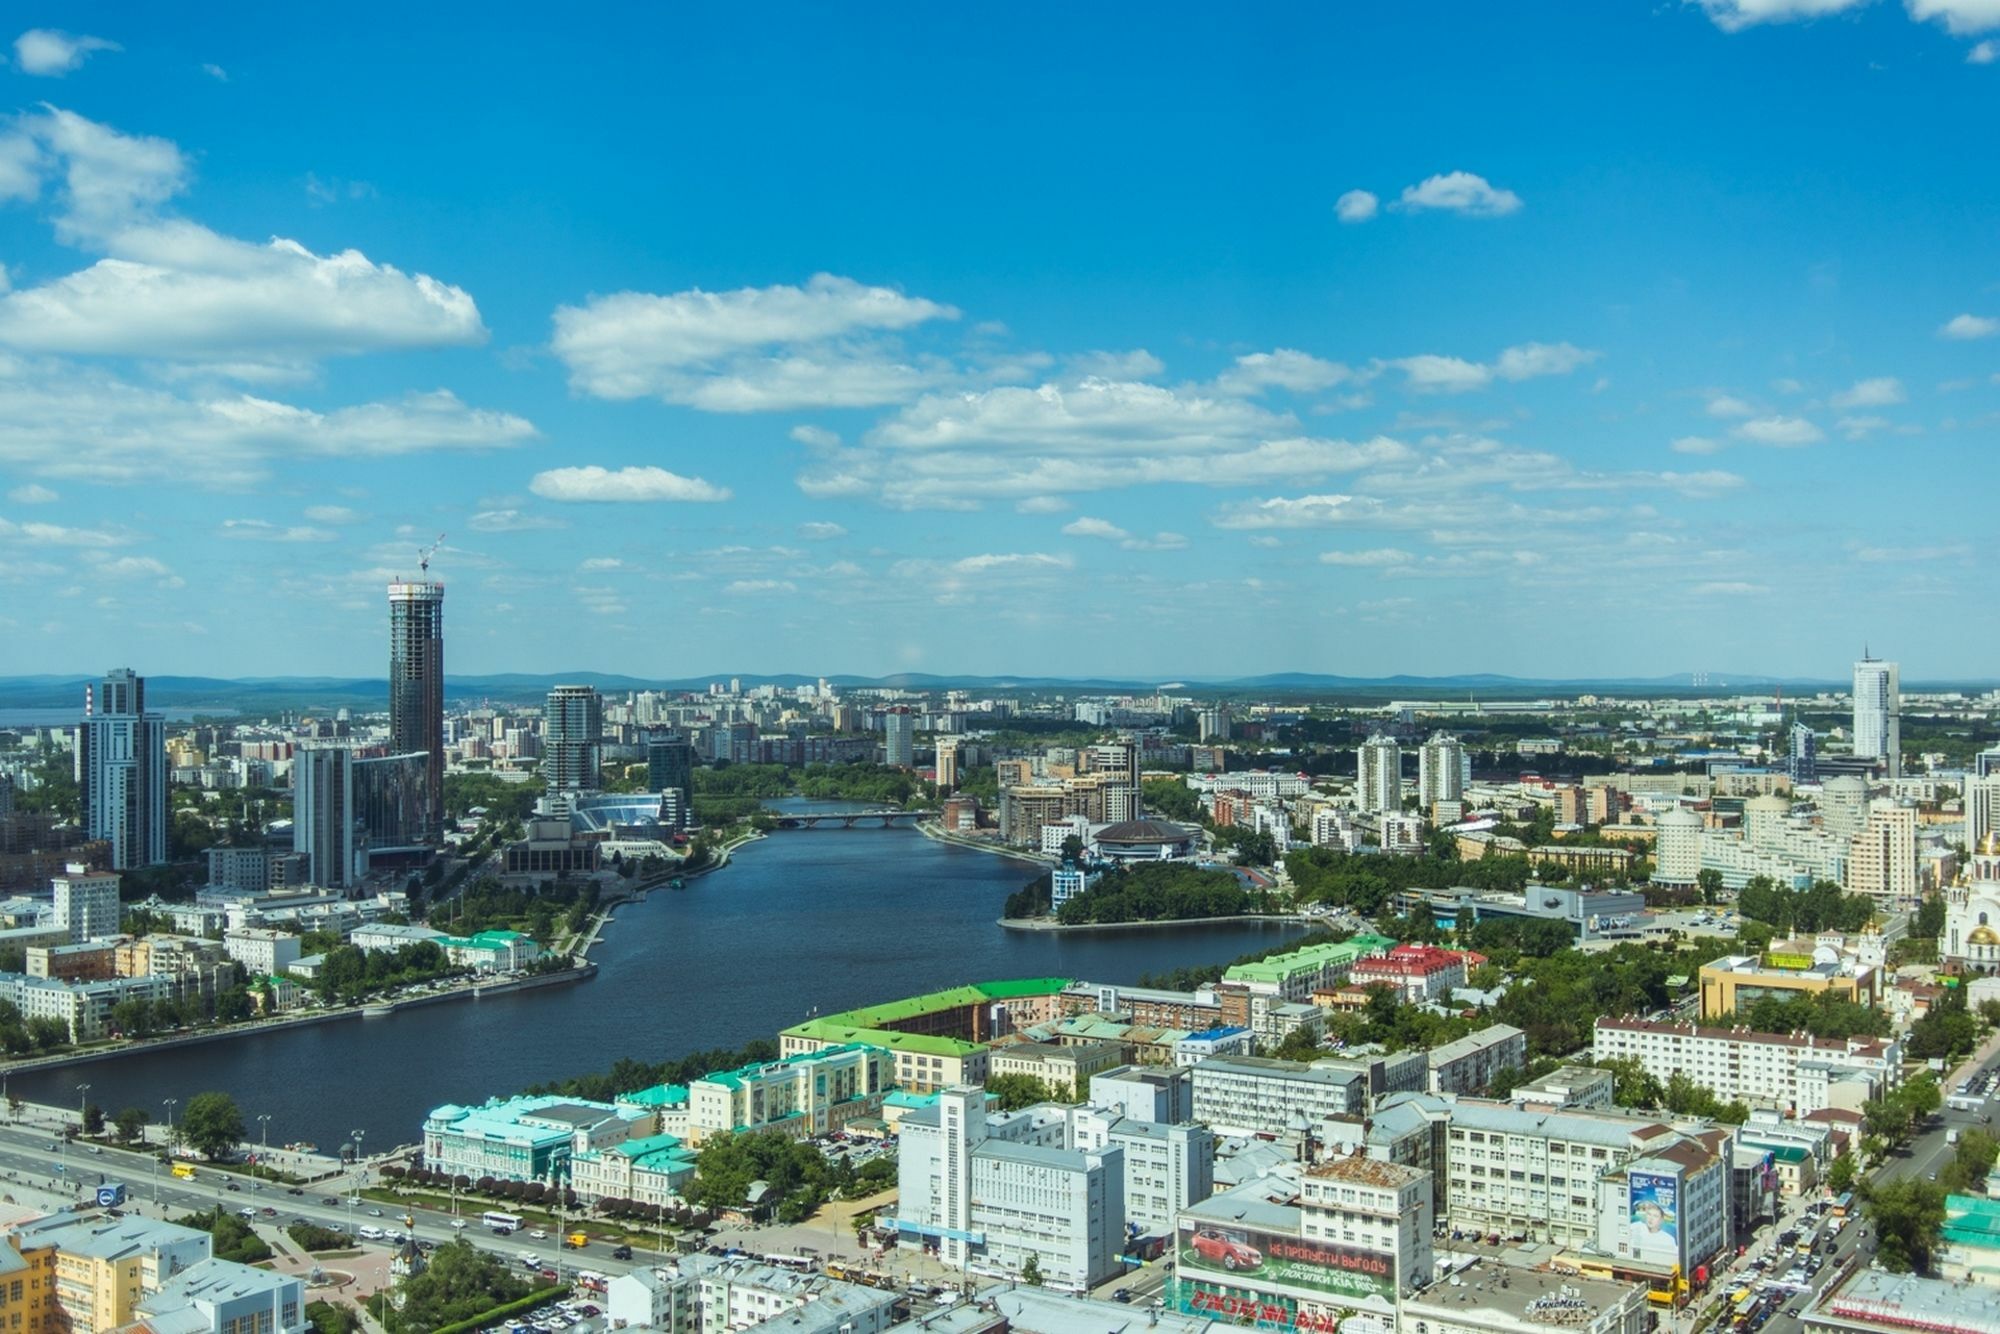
[
  {"xmin": 935, "ymin": 736, "xmax": 960, "ymax": 792},
  {"xmin": 77, "ymin": 668, "xmax": 166, "ymax": 869},
  {"xmin": 1852, "ymin": 655, "xmax": 1900, "ymax": 777},
  {"xmin": 1416, "ymin": 732, "xmax": 1464, "ymax": 809},
  {"xmin": 52, "ymin": 863, "xmax": 120, "ymax": 941},
  {"xmin": 294, "ymin": 745, "xmax": 362, "ymax": 890},
  {"xmin": 1787, "ymin": 722, "xmax": 1817, "ymax": 785},
  {"xmin": 388, "ymin": 581, "xmax": 445, "ymax": 841},
  {"xmin": 882, "ymin": 707, "xmax": 915, "ymax": 769},
  {"xmin": 1196, "ymin": 706, "xmax": 1232, "ymax": 743},
  {"xmin": 646, "ymin": 734, "xmax": 695, "ymax": 799},
  {"xmin": 1847, "ymin": 802, "xmax": 1918, "ymax": 909},
  {"xmin": 1358, "ymin": 734, "xmax": 1402, "ymax": 813},
  {"xmin": 544, "ymin": 685, "xmax": 604, "ymax": 795},
  {"xmin": 1970, "ymin": 772, "xmax": 2000, "ymax": 861}
]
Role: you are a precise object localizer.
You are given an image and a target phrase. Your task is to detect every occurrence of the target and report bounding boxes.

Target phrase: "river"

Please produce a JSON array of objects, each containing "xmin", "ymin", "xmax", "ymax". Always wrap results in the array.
[{"xmin": 1, "ymin": 801, "xmax": 1303, "ymax": 1150}]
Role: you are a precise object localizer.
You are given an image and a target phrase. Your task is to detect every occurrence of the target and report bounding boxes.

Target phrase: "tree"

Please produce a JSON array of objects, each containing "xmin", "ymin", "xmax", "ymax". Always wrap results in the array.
[
  {"xmin": 1867, "ymin": 1178, "xmax": 1946, "ymax": 1274},
  {"xmin": 1696, "ymin": 868, "xmax": 1724, "ymax": 905},
  {"xmin": 81, "ymin": 1104, "xmax": 104, "ymax": 1136},
  {"xmin": 985, "ymin": 1073, "xmax": 1054, "ymax": 1111},
  {"xmin": 113, "ymin": 1107, "xmax": 150, "ymax": 1143},
  {"xmin": 180, "ymin": 1091, "xmax": 246, "ymax": 1160},
  {"xmin": 1827, "ymin": 1155, "xmax": 1857, "ymax": 1194},
  {"xmin": 1020, "ymin": 1252, "xmax": 1044, "ymax": 1287}
]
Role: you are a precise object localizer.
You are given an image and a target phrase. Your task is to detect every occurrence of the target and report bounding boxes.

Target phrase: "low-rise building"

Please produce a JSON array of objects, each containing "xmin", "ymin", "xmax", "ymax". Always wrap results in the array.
[
  {"xmin": 687, "ymin": 1043, "xmax": 894, "ymax": 1145},
  {"xmin": 7, "ymin": 1213, "xmax": 213, "ymax": 1334},
  {"xmin": 1511, "ymin": 1065, "xmax": 1616, "ymax": 1110},
  {"xmin": 135, "ymin": 1255, "xmax": 308, "ymax": 1334},
  {"xmin": 1351, "ymin": 945, "xmax": 1482, "ymax": 1003},
  {"xmin": 1592, "ymin": 1018, "xmax": 1901, "ymax": 1114},
  {"xmin": 435, "ymin": 928, "xmax": 541, "ymax": 972},
  {"xmin": 779, "ymin": 978, "xmax": 1072, "ymax": 1094},
  {"xmin": 1398, "ymin": 1260, "xmax": 1652, "ymax": 1334},
  {"xmin": 222, "ymin": 927, "xmax": 300, "ymax": 976},
  {"xmin": 1427, "ymin": 1024, "xmax": 1528, "ymax": 1097},
  {"xmin": 422, "ymin": 1095, "xmax": 649, "ymax": 1183},
  {"xmin": 988, "ymin": 1039, "xmax": 1128, "ymax": 1094},
  {"xmin": 568, "ymin": 1132, "xmax": 701, "ymax": 1209},
  {"xmin": 1698, "ymin": 947, "xmax": 1880, "ymax": 1021},
  {"xmin": 1089, "ymin": 1065, "xmax": 1194, "ymax": 1124}
]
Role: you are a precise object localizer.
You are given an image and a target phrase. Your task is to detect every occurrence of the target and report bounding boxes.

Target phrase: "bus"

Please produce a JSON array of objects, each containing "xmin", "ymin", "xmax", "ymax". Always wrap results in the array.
[
  {"xmin": 170, "ymin": 1164, "xmax": 196, "ymax": 1180},
  {"xmin": 1831, "ymin": 1192, "xmax": 1854, "ymax": 1219},
  {"xmin": 482, "ymin": 1211, "xmax": 523, "ymax": 1234},
  {"xmin": 764, "ymin": 1254, "xmax": 815, "ymax": 1272}
]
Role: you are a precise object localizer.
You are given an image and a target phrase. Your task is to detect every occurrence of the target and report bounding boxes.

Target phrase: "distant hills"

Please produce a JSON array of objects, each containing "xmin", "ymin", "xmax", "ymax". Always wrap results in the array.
[{"xmin": 4, "ymin": 668, "xmax": 1990, "ymax": 714}]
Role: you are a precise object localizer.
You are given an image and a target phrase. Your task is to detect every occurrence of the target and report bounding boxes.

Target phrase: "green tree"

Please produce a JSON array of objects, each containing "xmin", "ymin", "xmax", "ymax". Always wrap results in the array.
[
  {"xmin": 307, "ymin": 1301, "xmax": 359, "ymax": 1334},
  {"xmin": 1827, "ymin": 1155, "xmax": 1857, "ymax": 1194},
  {"xmin": 180, "ymin": 1091, "xmax": 246, "ymax": 1160},
  {"xmin": 985, "ymin": 1073, "xmax": 1054, "ymax": 1111},
  {"xmin": 112, "ymin": 1106, "xmax": 150, "ymax": 1143},
  {"xmin": 1867, "ymin": 1178, "xmax": 1946, "ymax": 1273},
  {"xmin": 371, "ymin": 1237, "xmax": 536, "ymax": 1334},
  {"xmin": 1020, "ymin": 1252, "xmax": 1043, "ymax": 1287},
  {"xmin": 81, "ymin": 1104, "xmax": 104, "ymax": 1136}
]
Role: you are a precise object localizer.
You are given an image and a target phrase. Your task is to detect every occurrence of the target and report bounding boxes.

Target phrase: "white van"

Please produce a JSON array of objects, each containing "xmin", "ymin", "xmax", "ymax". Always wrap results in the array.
[{"xmin": 358, "ymin": 1226, "xmax": 385, "ymax": 1241}]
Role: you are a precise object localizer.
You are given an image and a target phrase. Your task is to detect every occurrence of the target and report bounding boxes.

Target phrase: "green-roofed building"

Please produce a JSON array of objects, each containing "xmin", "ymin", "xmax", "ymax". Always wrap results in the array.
[
  {"xmin": 435, "ymin": 928, "xmax": 543, "ymax": 973},
  {"xmin": 1221, "ymin": 934, "xmax": 1396, "ymax": 1002},
  {"xmin": 569, "ymin": 1132, "xmax": 702, "ymax": 1208},
  {"xmin": 688, "ymin": 1042, "xmax": 897, "ymax": 1144},
  {"xmin": 779, "ymin": 978, "xmax": 1073, "ymax": 1092},
  {"xmin": 615, "ymin": 1083, "xmax": 691, "ymax": 1137},
  {"xmin": 1941, "ymin": 1192, "xmax": 2000, "ymax": 1286}
]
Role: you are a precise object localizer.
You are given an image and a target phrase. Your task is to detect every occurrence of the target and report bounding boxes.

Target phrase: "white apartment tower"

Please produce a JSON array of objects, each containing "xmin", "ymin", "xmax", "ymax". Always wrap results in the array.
[
  {"xmin": 1417, "ymin": 732, "xmax": 1465, "ymax": 808},
  {"xmin": 544, "ymin": 684, "xmax": 604, "ymax": 795},
  {"xmin": 1852, "ymin": 655, "xmax": 1900, "ymax": 777},
  {"xmin": 1358, "ymin": 734, "xmax": 1402, "ymax": 814}
]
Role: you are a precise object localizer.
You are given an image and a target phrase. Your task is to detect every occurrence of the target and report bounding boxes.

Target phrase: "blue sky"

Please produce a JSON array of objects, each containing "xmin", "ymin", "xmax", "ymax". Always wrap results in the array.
[{"xmin": 0, "ymin": 1, "xmax": 1997, "ymax": 681}]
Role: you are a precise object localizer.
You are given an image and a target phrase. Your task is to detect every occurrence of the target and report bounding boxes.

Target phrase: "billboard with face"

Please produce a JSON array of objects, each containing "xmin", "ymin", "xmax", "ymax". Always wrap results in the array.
[
  {"xmin": 1177, "ymin": 1220, "xmax": 1396, "ymax": 1304},
  {"xmin": 1628, "ymin": 1171, "xmax": 1680, "ymax": 1266}
]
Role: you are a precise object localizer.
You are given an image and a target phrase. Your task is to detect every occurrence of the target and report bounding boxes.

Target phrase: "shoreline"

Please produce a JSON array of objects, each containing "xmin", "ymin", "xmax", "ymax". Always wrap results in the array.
[
  {"xmin": 916, "ymin": 821, "xmax": 1053, "ymax": 867},
  {"xmin": 996, "ymin": 912, "xmax": 1312, "ymax": 934}
]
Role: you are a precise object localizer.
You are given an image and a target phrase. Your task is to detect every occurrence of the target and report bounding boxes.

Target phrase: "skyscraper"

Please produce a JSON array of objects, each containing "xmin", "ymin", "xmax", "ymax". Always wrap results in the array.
[
  {"xmin": 1357, "ymin": 734, "xmax": 1402, "ymax": 814},
  {"xmin": 883, "ymin": 707, "xmax": 915, "ymax": 769},
  {"xmin": 78, "ymin": 667, "xmax": 166, "ymax": 869},
  {"xmin": 389, "ymin": 581, "xmax": 445, "ymax": 840},
  {"xmin": 1787, "ymin": 722, "xmax": 1817, "ymax": 786},
  {"xmin": 646, "ymin": 733, "xmax": 695, "ymax": 796},
  {"xmin": 294, "ymin": 744, "xmax": 363, "ymax": 890},
  {"xmin": 1852, "ymin": 655, "xmax": 1900, "ymax": 778},
  {"xmin": 935, "ymin": 736, "xmax": 961, "ymax": 792},
  {"xmin": 1417, "ymin": 733, "xmax": 1465, "ymax": 808},
  {"xmin": 544, "ymin": 685, "xmax": 604, "ymax": 795}
]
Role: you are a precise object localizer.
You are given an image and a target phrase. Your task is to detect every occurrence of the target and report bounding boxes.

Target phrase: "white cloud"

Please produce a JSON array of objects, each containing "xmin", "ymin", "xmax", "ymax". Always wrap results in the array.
[
  {"xmin": 1733, "ymin": 415, "xmax": 1824, "ymax": 446},
  {"xmin": 1334, "ymin": 189, "xmax": 1379, "ymax": 223},
  {"xmin": 873, "ymin": 377, "xmax": 1291, "ymax": 454},
  {"xmin": 1015, "ymin": 495, "xmax": 1070, "ymax": 514},
  {"xmin": 1941, "ymin": 313, "xmax": 1999, "ymax": 339},
  {"xmin": 0, "ymin": 517, "xmax": 127, "ymax": 545},
  {"xmin": 1693, "ymin": 0, "xmax": 1868, "ymax": 29},
  {"xmin": 1388, "ymin": 342, "xmax": 1594, "ymax": 394},
  {"xmin": 1693, "ymin": 580, "xmax": 1768, "ymax": 596},
  {"xmin": 1320, "ymin": 547, "xmax": 1414, "ymax": 567},
  {"xmin": 86, "ymin": 553, "xmax": 180, "ymax": 586},
  {"xmin": 7, "ymin": 483, "xmax": 57, "ymax": 503},
  {"xmin": 0, "ymin": 110, "xmax": 485, "ymax": 370},
  {"xmin": 579, "ymin": 557, "xmax": 624, "ymax": 570},
  {"xmin": 1830, "ymin": 376, "xmax": 1905, "ymax": 408},
  {"xmin": 948, "ymin": 552, "xmax": 1072, "ymax": 574},
  {"xmin": 528, "ymin": 465, "xmax": 732, "ymax": 503},
  {"xmin": 202, "ymin": 63, "xmax": 228, "ymax": 81},
  {"xmin": 1970, "ymin": 38, "xmax": 1999, "ymax": 59},
  {"xmin": 0, "ymin": 365, "xmax": 532, "ymax": 485},
  {"xmin": 1705, "ymin": 394, "xmax": 1756, "ymax": 417},
  {"xmin": 789, "ymin": 424, "xmax": 841, "ymax": 448},
  {"xmin": 724, "ymin": 578, "xmax": 798, "ymax": 595},
  {"xmin": 551, "ymin": 274, "xmax": 957, "ymax": 410},
  {"xmin": 219, "ymin": 519, "xmax": 335, "ymax": 542},
  {"xmin": 1064, "ymin": 349, "xmax": 1165, "ymax": 381},
  {"xmin": 1671, "ymin": 435, "xmax": 1723, "ymax": 455},
  {"xmin": 1909, "ymin": 0, "xmax": 2000, "ymax": 35},
  {"xmin": 1061, "ymin": 516, "xmax": 1129, "ymax": 540},
  {"xmin": 1853, "ymin": 542, "xmax": 1970, "ymax": 562},
  {"xmin": 303, "ymin": 505, "xmax": 359, "ymax": 523},
  {"xmin": 797, "ymin": 521, "xmax": 847, "ymax": 540},
  {"xmin": 467, "ymin": 509, "xmax": 565, "ymax": 533},
  {"xmin": 14, "ymin": 29, "xmax": 121, "ymax": 77},
  {"xmin": 1394, "ymin": 171, "xmax": 1523, "ymax": 217},
  {"xmin": 1216, "ymin": 348, "xmax": 1352, "ymax": 395},
  {"xmin": 1124, "ymin": 531, "xmax": 1187, "ymax": 551}
]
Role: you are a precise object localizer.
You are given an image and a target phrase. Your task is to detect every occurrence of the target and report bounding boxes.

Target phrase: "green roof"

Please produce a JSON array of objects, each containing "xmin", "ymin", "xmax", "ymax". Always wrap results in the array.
[
  {"xmin": 781, "ymin": 1021, "xmax": 982, "ymax": 1057},
  {"xmin": 1223, "ymin": 934, "xmax": 1395, "ymax": 984},
  {"xmin": 1944, "ymin": 1195, "xmax": 2000, "ymax": 1248},
  {"xmin": 781, "ymin": 979, "xmax": 1071, "ymax": 1056},
  {"xmin": 697, "ymin": 1042, "xmax": 883, "ymax": 1090},
  {"xmin": 617, "ymin": 1083, "xmax": 688, "ymax": 1107}
]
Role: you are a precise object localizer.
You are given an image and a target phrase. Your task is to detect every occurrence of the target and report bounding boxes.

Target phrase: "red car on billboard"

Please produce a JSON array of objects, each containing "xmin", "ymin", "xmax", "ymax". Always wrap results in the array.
[{"xmin": 1191, "ymin": 1228, "xmax": 1264, "ymax": 1271}]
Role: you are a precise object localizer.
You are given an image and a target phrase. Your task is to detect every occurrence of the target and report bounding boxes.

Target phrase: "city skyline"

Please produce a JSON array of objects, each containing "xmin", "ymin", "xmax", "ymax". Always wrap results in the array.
[{"xmin": 1, "ymin": 5, "xmax": 1998, "ymax": 679}]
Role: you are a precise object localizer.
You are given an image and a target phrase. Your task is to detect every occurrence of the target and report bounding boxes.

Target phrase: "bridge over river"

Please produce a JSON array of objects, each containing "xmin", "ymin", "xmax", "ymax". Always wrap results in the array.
[{"xmin": 769, "ymin": 808, "xmax": 937, "ymax": 829}]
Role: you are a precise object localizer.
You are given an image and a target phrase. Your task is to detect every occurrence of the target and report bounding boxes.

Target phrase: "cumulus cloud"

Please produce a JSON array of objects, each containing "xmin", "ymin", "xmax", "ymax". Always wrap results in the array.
[
  {"xmin": 1015, "ymin": 496, "xmax": 1070, "ymax": 514},
  {"xmin": 1733, "ymin": 415, "xmax": 1824, "ymax": 446},
  {"xmin": 1215, "ymin": 348, "xmax": 1352, "ymax": 395},
  {"xmin": 1387, "ymin": 342, "xmax": 1596, "ymax": 394},
  {"xmin": 1706, "ymin": 394, "xmax": 1756, "ymax": 417},
  {"xmin": 724, "ymin": 579, "xmax": 797, "ymax": 595},
  {"xmin": 1942, "ymin": 313, "xmax": 1999, "ymax": 339},
  {"xmin": 14, "ymin": 30, "xmax": 121, "ymax": 77},
  {"xmin": 1830, "ymin": 376, "xmax": 1905, "ymax": 408},
  {"xmin": 797, "ymin": 521, "xmax": 847, "ymax": 540},
  {"xmin": 0, "ymin": 516, "xmax": 127, "ymax": 545},
  {"xmin": 7, "ymin": 483, "xmax": 57, "ymax": 503},
  {"xmin": 1319, "ymin": 547, "xmax": 1414, "ymax": 566},
  {"xmin": 1061, "ymin": 516, "xmax": 1128, "ymax": 540},
  {"xmin": 789, "ymin": 424, "xmax": 841, "ymax": 448},
  {"xmin": 303, "ymin": 505, "xmax": 360, "ymax": 523},
  {"xmin": 467, "ymin": 509, "xmax": 566, "ymax": 533},
  {"xmin": 1334, "ymin": 189, "xmax": 1379, "ymax": 223},
  {"xmin": 1671, "ymin": 436, "xmax": 1723, "ymax": 455},
  {"xmin": 948, "ymin": 552, "xmax": 1072, "ymax": 574},
  {"xmin": 551, "ymin": 274, "xmax": 958, "ymax": 410},
  {"xmin": 1970, "ymin": 38, "xmax": 1998, "ymax": 59},
  {"xmin": 0, "ymin": 109, "xmax": 486, "ymax": 370},
  {"xmin": 579, "ymin": 557, "xmax": 624, "ymax": 570},
  {"xmin": 1692, "ymin": 0, "xmax": 1867, "ymax": 29},
  {"xmin": 528, "ymin": 465, "xmax": 732, "ymax": 503},
  {"xmin": 1908, "ymin": 0, "xmax": 2000, "ymax": 35},
  {"xmin": 1393, "ymin": 171, "xmax": 1523, "ymax": 217},
  {"xmin": 219, "ymin": 518, "xmax": 335, "ymax": 542},
  {"xmin": 1064, "ymin": 349, "xmax": 1165, "ymax": 381},
  {"xmin": 1693, "ymin": 580, "xmax": 1768, "ymax": 596}
]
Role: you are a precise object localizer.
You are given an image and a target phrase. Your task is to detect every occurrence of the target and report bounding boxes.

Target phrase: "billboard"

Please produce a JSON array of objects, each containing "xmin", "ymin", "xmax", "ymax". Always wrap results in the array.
[
  {"xmin": 1628, "ymin": 1172, "xmax": 1680, "ymax": 1266},
  {"xmin": 1177, "ymin": 1220, "xmax": 1395, "ymax": 1304},
  {"xmin": 95, "ymin": 1183, "xmax": 126, "ymax": 1208}
]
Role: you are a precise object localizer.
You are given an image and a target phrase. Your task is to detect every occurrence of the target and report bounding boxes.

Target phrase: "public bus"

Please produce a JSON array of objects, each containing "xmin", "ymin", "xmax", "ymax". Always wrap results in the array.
[
  {"xmin": 170, "ymin": 1164, "xmax": 196, "ymax": 1180},
  {"xmin": 764, "ymin": 1255, "xmax": 815, "ymax": 1272},
  {"xmin": 1831, "ymin": 1192, "xmax": 1854, "ymax": 1219},
  {"xmin": 482, "ymin": 1210, "xmax": 524, "ymax": 1234}
]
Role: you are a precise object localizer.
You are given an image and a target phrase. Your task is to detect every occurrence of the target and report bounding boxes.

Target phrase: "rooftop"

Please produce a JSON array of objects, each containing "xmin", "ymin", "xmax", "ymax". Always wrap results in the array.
[
  {"xmin": 1815, "ymin": 1267, "xmax": 2000, "ymax": 1334},
  {"xmin": 1307, "ymin": 1154, "xmax": 1428, "ymax": 1189},
  {"xmin": 1223, "ymin": 933, "xmax": 1397, "ymax": 984}
]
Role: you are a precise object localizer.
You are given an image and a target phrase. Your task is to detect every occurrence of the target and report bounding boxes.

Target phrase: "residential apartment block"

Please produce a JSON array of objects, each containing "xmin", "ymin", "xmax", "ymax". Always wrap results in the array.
[{"xmin": 1591, "ymin": 1018, "xmax": 1901, "ymax": 1114}]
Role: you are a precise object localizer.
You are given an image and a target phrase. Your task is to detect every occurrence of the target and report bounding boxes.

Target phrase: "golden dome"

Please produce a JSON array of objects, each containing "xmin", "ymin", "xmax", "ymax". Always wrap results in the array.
[{"xmin": 1971, "ymin": 926, "xmax": 2000, "ymax": 946}]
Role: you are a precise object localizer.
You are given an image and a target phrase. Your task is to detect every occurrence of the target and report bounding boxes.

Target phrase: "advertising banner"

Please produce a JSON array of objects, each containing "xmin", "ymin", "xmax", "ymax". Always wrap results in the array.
[
  {"xmin": 1177, "ymin": 1220, "xmax": 1396, "ymax": 1304},
  {"xmin": 1628, "ymin": 1172, "xmax": 1680, "ymax": 1267}
]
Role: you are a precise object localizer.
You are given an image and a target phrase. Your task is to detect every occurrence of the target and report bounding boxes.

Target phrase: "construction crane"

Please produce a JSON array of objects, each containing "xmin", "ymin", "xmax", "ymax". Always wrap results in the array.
[{"xmin": 417, "ymin": 533, "xmax": 446, "ymax": 574}]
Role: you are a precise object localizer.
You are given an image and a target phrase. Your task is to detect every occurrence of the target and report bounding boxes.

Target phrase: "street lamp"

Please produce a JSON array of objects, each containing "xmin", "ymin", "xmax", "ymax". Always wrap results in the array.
[
  {"xmin": 256, "ymin": 1115, "xmax": 271, "ymax": 1182},
  {"xmin": 161, "ymin": 1099, "xmax": 179, "ymax": 1154},
  {"xmin": 76, "ymin": 1083, "xmax": 90, "ymax": 1133}
]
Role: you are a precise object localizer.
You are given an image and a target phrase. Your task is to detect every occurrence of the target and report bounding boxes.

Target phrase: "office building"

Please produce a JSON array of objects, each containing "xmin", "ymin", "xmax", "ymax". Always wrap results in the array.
[
  {"xmin": 1698, "ymin": 950, "xmax": 1880, "ymax": 1021},
  {"xmin": 1971, "ymin": 775, "xmax": 2000, "ymax": 865},
  {"xmin": 1788, "ymin": 723, "xmax": 1818, "ymax": 786},
  {"xmin": 686, "ymin": 1043, "xmax": 895, "ymax": 1144},
  {"xmin": 1357, "ymin": 734, "xmax": 1401, "ymax": 813},
  {"xmin": 204, "ymin": 846, "xmax": 269, "ymax": 894},
  {"xmin": 1069, "ymin": 1107, "xmax": 1215, "ymax": 1238},
  {"xmin": 1592, "ymin": 1018, "xmax": 1900, "ymax": 1114},
  {"xmin": 135, "ymin": 1256, "xmax": 309, "ymax": 1334},
  {"xmin": 422, "ymin": 1095, "xmax": 650, "ymax": 1184},
  {"xmin": 1189, "ymin": 1055, "xmax": 1377, "ymax": 1137},
  {"xmin": 893, "ymin": 1086, "xmax": 1124, "ymax": 1291},
  {"xmin": 882, "ymin": 707, "xmax": 915, "ymax": 769},
  {"xmin": 779, "ymin": 977, "xmax": 1072, "ymax": 1093},
  {"xmin": 77, "ymin": 668, "xmax": 166, "ymax": 869},
  {"xmin": 388, "ymin": 580, "xmax": 445, "ymax": 842},
  {"xmin": 1419, "ymin": 732, "xmax": 1466, "ymax": 809},
  {"xmin": 1089, "ymin": 1065, "xmax": 1194, "ymax": 1124},
  {"xmin": 544, "ymin": 684, "xmax": 604, "ymax": 795},
  {"xmin": 1852, "ymin": 656, "xmax": 1900, "ymax": 777},
  {"xmin": 568, "ymin": 1133, "xmax": 701, "ymax": 1209},
  {"xmin": 1847, "ymin": 803, "xmax": 1919, "ymax": 909},
  {"xmin": 51, "ymin": 863, "xmax": 120, "ymax": 942},
  {"xmin": 1301, "ymin": 1153, "xmax": 1435, "ymax": 1290},
  {"xmin": 353, "ymin": 751, "xmax": 432, "ymax": 853},
  {"xmin": 293, "ymin": 745, "xmax": 362, "ymax": 890}
]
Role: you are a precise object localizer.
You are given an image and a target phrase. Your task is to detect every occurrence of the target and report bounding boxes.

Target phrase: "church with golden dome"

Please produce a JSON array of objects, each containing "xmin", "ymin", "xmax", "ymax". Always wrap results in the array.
[{"xmin": 1943, "ymin": 835, "xmax": 2000, "ymax": 974}]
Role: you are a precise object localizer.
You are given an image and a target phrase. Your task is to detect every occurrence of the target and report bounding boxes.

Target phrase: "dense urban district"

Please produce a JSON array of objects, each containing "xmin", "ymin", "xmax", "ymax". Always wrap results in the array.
[{"xmin": 5, "ymin": 604, "xmax": 2000, "ymax": 1334}]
